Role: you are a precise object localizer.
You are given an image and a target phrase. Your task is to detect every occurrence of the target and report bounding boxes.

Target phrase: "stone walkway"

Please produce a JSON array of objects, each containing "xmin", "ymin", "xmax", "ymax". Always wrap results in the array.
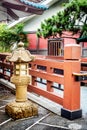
[{"xmin": 0, "ymin": 83, "xmax": 87, "ymax": 130}]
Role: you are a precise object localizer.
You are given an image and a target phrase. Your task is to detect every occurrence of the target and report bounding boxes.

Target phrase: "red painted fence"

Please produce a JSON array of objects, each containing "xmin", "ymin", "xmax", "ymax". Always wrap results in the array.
[
  {"xmin": 28, "ymin": 57, "xmax": 64, "ymax": 105},
  {"xmin": 0, "ymin": 53, "xmax": 13, "ymax": 80},
  {"xmin": 0, "ymin": 44, "xmax": 87, "ymax": 120}
]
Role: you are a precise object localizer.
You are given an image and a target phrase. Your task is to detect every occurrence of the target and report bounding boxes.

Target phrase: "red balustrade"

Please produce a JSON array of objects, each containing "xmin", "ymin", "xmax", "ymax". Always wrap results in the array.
[{"xmin": 0, "ymin": 44, "xmax": 84, "ymax": 120}]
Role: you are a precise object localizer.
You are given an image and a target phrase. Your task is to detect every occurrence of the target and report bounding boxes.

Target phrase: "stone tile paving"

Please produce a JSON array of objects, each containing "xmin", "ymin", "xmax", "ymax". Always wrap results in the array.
[{"xmin": 0, "ymin": 84, "xmax": 87, "ymax": 130}]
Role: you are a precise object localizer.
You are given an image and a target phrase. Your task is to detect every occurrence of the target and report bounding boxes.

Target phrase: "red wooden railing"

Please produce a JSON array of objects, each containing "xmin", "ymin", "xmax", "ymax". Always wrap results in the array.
[
  {"xmin": 0, "ymin": 44, "xmax": 86, "ymax": 120},
  {"xmin": 0, "ymin": 53, "xmax": 13, "ymax": 80},
  {"xmin": 28, "ymin": 57, "xmax": 64, "ymax": 105},
  {"xmin": 81, "ymin": 57, "xmax": 87, "ymax": 71}
]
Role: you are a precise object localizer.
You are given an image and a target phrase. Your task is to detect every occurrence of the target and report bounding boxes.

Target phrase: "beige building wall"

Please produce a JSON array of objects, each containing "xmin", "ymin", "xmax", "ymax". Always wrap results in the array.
[{"xmin": 23, "ymin": 1, "xmax": 65, "ymax": 32}]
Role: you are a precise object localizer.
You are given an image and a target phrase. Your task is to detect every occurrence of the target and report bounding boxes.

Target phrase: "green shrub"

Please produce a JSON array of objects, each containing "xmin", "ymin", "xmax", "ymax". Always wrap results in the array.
[{"xmin": 0, "ymin": 23, "xmax": 28, "ymax": 52}]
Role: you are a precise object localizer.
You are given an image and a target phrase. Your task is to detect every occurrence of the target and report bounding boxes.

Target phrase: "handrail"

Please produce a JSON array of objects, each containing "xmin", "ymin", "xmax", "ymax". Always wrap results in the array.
[{"xmin": 0, "ymin": 44, "xmax": 84, "ymax": 120}]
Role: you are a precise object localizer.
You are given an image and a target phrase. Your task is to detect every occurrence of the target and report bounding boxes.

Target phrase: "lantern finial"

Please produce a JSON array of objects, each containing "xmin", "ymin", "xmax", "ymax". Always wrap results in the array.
[{"xmin": 18, "ymin": 41, "xmax": 24, "ymax": 47}]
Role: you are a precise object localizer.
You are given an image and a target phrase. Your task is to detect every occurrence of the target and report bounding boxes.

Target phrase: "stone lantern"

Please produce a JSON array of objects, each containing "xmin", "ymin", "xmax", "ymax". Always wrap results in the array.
[{"xmin": 5, "ymin": 41, "xmax": 38, "ymax": 119}]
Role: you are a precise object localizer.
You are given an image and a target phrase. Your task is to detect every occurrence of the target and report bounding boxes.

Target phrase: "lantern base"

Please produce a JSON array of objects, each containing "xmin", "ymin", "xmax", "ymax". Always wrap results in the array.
[{"xmin": 5, "ymin": 100, "xmax": 38, "ymax": 120}]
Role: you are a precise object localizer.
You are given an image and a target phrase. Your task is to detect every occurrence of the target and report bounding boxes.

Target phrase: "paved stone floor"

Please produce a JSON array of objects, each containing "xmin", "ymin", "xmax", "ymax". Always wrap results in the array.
[{"xmin": 0, "ymin": 84, "xmax": 87, "ymax": 130}]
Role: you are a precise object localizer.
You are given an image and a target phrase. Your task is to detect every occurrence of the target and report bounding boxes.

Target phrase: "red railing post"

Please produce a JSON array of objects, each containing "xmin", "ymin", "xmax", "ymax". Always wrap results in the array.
[
  {"xmin": 61, "ymin": 44, "xmax": 82, "ymax": 120},
  {"xmin": 46, "ymin": 66, "xmax": 53, "ymax": 92},
  {"xmin": 31, "ymin": 63, "xmax": 37, "ymax": 86}
]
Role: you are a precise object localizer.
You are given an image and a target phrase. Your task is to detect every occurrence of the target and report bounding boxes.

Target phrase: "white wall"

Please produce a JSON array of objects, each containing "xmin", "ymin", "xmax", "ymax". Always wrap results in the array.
[{"xmin": 23, "ymin": 1, "xmax": 65, "ymax": 32}]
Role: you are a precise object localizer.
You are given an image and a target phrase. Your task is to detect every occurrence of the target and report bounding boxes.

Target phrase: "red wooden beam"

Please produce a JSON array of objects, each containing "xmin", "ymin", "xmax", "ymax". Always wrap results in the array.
[
  {"xmin": 29, "ymin": 69, "xmax": 64, "ymax": 84},
  {"xmin": 30, "ymin": 59, "xmax": 64, "ymax": 70},
  {"xmin": 28, "ymin": 85, "xmax": 63, "ymax": 105}
]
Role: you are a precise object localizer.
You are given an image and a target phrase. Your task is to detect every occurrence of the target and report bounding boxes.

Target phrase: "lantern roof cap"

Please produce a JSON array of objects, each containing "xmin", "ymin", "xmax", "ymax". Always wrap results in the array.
[{"xmin": 8, "ymin": 41, "xmax": 34, "ymax": 62}]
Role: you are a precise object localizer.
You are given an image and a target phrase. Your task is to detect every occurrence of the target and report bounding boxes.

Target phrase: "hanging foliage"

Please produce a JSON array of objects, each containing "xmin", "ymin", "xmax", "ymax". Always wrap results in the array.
[{"xmin": 37, "ymin": 0, "xmax": 87, "ymax": 40}]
